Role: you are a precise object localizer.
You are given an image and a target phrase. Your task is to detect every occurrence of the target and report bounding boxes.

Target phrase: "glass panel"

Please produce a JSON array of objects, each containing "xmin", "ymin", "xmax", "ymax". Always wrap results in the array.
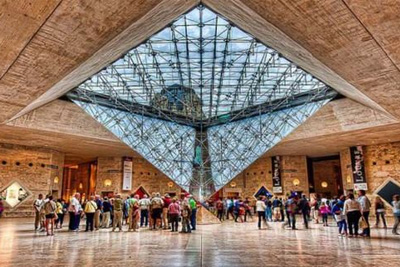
[
  {"xmin": 73, "ymin": 101, "xmax": 195, "ymax": 191},
  {"xmin": 73, "ymin": 5, "xmax": 330, "ymax": 122},
  {"xmin": 207, "ymin": 100, "xmax": 329, "ymax": 190}
]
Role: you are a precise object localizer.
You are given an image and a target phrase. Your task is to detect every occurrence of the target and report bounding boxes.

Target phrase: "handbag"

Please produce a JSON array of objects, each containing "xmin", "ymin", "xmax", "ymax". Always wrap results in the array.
[{"xmin": 359, "ymin": 216, "xmax": 368, "ymax": 230}]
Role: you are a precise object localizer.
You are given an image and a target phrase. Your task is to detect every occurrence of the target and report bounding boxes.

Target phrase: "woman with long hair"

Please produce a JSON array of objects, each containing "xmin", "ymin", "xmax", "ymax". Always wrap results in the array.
[
  {"xmin": 374, "ymin": 196, "xmax": 387, "ymax": 228},
  {"xmin": 344, "ymin": 193, "xmax": 361, "ymax": 238}
]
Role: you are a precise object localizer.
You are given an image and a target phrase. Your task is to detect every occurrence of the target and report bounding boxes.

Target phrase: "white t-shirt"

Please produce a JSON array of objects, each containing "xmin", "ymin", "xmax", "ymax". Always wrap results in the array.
[
  {"xmin": 69, "ymin": 197, "xmax": 81, "ymax": 213},
  {"xmin": 256, "ymin": 200, "xmax": 266, "ymax": 212},
  {"xmin": 138, "ymin": 198, "xmax": 151, "ymax": 210},
  {"xmin": 34, "ymin": 199, "xmax": 44, "ymax": 212}
]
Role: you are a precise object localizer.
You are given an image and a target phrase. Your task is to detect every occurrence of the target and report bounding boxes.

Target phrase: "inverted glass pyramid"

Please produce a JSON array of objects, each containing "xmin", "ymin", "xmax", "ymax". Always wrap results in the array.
[{"xmin": 67, "ymin": 5, "xmax": 337, "ymax": 199}]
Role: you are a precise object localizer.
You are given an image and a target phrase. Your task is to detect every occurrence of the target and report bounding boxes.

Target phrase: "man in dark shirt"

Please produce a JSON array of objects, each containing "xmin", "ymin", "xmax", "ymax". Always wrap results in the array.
[
  {"xmin": 298, "ymin": 195, "xmax": 310, "ymax": 229},
  {"xmin": 101, "ymin": 197, "xmax": 112, "ymax": 228},
  {"xmin": 94, "ymin": 195, "xmax": 103, "ymax": 230}
]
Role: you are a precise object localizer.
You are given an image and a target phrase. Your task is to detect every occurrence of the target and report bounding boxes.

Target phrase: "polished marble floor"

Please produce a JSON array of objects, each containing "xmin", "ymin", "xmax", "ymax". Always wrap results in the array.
[{"xmin": 0, "ymin": 217, "xmax": 399, "ymax": 267}]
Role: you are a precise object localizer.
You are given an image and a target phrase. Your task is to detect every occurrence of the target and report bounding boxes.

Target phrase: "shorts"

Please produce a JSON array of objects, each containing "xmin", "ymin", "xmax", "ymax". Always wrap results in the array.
[
  {"xmin": 152, "ymin": 208, "xmax": 162, "ymax": 219},
  {"xmin": 45, "ymin": 214, "xmax": 55, "ymax": 219}
]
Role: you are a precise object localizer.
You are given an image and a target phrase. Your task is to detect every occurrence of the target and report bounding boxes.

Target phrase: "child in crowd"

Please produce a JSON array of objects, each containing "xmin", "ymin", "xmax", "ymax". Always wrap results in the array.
[
  {"xmin": 332, "ymin": 196, "xmax": 347, "ymax": 236},
  {"xmin": 319, "ymin": 201, "xmax": 331, "ymax": 226}
]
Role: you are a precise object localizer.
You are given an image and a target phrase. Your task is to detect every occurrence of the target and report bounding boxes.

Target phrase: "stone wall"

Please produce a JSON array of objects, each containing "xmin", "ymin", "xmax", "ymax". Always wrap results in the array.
[
  {"xmin": 339, "ymin": 142, "xmax": 400, "ymax": 215},
  {"xmin": 218, "ymin": 155, "xmax": 309, "ymax": 200},
  {"xmin": 0, "ymin": 144, "xmax": 64, "ymax": 217},
  {"xmin": 312, "ymin": 159, "xmax": 341, "ymax": 197},
  {"xmin": 95, "ymin": 157, "xmax": 182, "ymax": 198}
]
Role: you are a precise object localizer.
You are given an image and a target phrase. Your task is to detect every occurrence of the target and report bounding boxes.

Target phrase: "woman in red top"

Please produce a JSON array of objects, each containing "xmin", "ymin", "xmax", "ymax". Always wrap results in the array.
[{"xmin": 168, "ymin": 198, "xmax": 181, "ymax": 232}]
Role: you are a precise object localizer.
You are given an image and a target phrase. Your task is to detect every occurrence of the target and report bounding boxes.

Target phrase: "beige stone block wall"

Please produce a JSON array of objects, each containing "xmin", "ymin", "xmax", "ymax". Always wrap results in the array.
[
  {"xmin": 313, "ymin": 159, "xmax": 341, "ymax": 196},
  {"xmin": 219, "ymin": 155, "xmax": 309, "ymax": 199},
  {"xmin": 0, "ymin": 144, "xmax": 64, "ymax": 217},
  {"xmin": 340, "ymin": 142, "xmax": 400, "ymax": 215},
  {"xmin": 281, "ymin": 155, "xmax": 309, "ymax": 196},
  {"xmin": 96, "ymin": 157, "xmax": 182, "ymax": 198}
]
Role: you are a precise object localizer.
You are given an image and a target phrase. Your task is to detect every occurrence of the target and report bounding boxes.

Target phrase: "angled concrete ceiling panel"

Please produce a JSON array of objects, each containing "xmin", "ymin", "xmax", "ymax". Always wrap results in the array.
[
  {"xmin": 2, "ymin": 0, "xmax": 199, "ymax": 123},
  {"xmin": 205, "ymin": 0, "xmax": 400, "ymax": 118}
]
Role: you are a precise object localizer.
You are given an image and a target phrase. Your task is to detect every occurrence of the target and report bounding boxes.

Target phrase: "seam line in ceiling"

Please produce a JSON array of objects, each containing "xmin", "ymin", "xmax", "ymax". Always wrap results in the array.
[
  {"xmin": 342, "ymin": 0, "xmax": 400, "ymax": 74},
  {"xmin": 0, "ymin": 0, "xmax": 64, "ymax": 81}
]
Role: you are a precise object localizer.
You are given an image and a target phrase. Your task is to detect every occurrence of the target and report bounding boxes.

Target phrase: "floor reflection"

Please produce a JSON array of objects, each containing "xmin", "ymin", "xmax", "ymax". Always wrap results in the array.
[{"xmin": 0, "ymin": 218, "xmax": 399, "ymax": 267}]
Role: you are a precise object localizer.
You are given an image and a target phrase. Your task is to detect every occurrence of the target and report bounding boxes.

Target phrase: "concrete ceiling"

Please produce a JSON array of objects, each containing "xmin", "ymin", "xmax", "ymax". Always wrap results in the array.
[
  {"xmin": 1, "ymin": 98, "xmax": 400, "ymax": 165},
  {"xmin": 1, "ymin": 0, "xmax": 400, "ymax": 164},
  {"xmin": 1, "ymin": 0, "xmax": 400, "ymax": 124}
]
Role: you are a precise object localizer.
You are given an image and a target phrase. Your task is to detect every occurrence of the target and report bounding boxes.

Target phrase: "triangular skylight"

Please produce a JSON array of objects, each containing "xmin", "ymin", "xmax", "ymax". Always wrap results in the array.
[{"xmin": 68, "ymin": 5, "xmax": 337, "ymax": 199}]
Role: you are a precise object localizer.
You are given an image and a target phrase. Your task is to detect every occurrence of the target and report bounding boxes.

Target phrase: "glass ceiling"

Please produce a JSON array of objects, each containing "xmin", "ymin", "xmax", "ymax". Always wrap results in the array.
[
  {"xmin": 68, "ymin": 5, "xmax": 337, "ymax": 199},
  {"xmin": 74, "ymin": 5, "xmax": 330, "ymax": 125}
]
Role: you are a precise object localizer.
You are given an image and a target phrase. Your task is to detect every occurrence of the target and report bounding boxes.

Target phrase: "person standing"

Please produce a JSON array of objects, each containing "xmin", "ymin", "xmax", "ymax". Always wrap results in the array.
[
  {"xmin": 288, "ymin": 195, "xmax": 299, "ymax": 230},
  {"xmin": 310, "ymin": 195, "xmax": 320, "ymax": 224},
  {"xmin": 392, "ymin": 194, "xmax": 400, "ymax": 235},
  {"xmin": 68, "ymin": 193, "xmax": 82, "ymax": 231},
  {"xmin": 33, "ymin": 194, "xmax": 44, "ymax": 231},
  {"xmin": 84, "ymin": 196, "xmax": 97, "ymax": 232},
  {"xmin": 101, "ymin": 197, "xmax": 112, "ymax": 228},
  {"xmin": 189, "ymin": 195, "xmax": 197, "ymax": 230},
  {"xmin": 319, "ymin": 201, "xmax": 331, "ymax": 227},
  {"xmin": 256, "ymin": 196, "xmax": 267, "ymax": 229},
  {"xmin": 272, "ymin": 197, "xmax": 281, "ymax": 222},
  {"xmin": 357, "ymin": 190, "xmax": 371, "ymax": 237},
  {"xmin": 181, "ymin": 201, "xmax": 192, "ymax": 233},
  {"xmin": 168, "ymin": 198, "xmax": 181, "ymax": 232},
  {"xmin": 0, "ymin": 198, "xmax": 4, "ymax": 218},
  {"xmin": 112, "ymin": 194, "xmax": 123, "ymax": 232},
  {"xmin": 332, "ymin": 195, "xmax": 347, "ymax": 236},
  {"xmin": 55, "ymin": 199, "xmax": 64, "ymax": 229},
  {"xmin": 128, "ymin": 194, "xmax": 140, "ymax": 231},
  {"xmin": 226, "ymin": 198, "xmax": 234, "ymax": 220},
  {"xmin": 298, "ymin": 195, "xmax": 310, "ymax": 229},
  {"xmin": 150, "ymin": 193, "xmax": 164, "ymax": 230},
  {"xmin": 344, "ymin": 193, "xmax": 361, "ymax": 238},
  {"xmin": 216, "ymin": 198, "xmax": 224, "ymax": 221},
  {"xmin": 94, "ymin": 195, "xmax": 103, "ymax": 230},
  {"xmin": 43, "ymin": 196, "xmax": 57, "ymax": 236},
  {"xmin": 139, "ymin": 194, "xmax": 151, "ymax": 227},
  {"xmin": 279, "ymin": 198, "xmax": 285, "ymax": 222},
  {"xmin": 162, "ymin": 194, "xmax": 172, "ymax": 230},
  {"xmin": 374, "ymin": 196, "xmax": 387, "ymax": 228}
]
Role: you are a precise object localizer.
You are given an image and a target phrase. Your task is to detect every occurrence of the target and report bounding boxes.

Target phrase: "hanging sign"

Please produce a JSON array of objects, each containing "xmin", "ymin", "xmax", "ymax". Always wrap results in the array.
[
  {"xmin": 122, "ymin": 157, "xmax": 133, "ymax": 190},
  {"xmin": 271, "ymin": 156, "xmax": 283, "ymax": 193},
  {"xmin": 350, "ymin": 146, "xmax": 368, "ymax": 190}
]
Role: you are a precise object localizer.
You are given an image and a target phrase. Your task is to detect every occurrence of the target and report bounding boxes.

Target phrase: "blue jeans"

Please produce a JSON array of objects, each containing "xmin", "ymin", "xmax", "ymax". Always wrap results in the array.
[
  {"xmin": 265, "ymin": 207, "xmax": 272, "ymax": 221},
  {"xmin": 190, "ymin": 208, "xmax": 197, "ymax": 230},
  {"xmin": 338, "ymin": 220, "xmax": 347, "ymax": 234}
]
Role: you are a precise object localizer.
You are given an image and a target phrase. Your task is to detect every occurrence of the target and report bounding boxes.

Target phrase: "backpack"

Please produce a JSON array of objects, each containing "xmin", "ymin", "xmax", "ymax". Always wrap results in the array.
[
  {"xmin": 152, "ymin": 198, "xmax": 162, "ymax": 209},
  {"xmin": 114, "ymin": 199, "xmax": 122, "ymax": 211},
  {"xmin": 216, "ymin": 201, "xmax": 223, "ymax": 210},
  {"xmin": 182, "ymin": 207, "xmax": 189, "ymax": 218}
]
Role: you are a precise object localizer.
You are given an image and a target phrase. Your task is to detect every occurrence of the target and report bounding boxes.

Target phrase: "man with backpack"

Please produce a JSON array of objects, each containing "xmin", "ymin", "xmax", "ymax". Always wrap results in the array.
[
  {"xmin": 112, "ymin": 194, "xmax": 123, "ymax": 232},
  {"xmin": 151, "ymin": 193, "xmax": 164, "ymax": 230}
]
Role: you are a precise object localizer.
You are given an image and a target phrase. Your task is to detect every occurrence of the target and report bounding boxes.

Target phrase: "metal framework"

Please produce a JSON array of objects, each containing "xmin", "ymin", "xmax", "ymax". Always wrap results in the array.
[{"xmin": 67, "ymin": 5, "xmax": 337, "ymax": 199}]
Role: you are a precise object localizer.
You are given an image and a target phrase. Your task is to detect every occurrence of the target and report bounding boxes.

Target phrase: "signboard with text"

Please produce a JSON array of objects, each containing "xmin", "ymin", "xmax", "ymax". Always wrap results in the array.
[
  {"xmin": 271, "ymin": 156, "xmax": 283, "ymax": 193},
  {"xmin": 350, "ymin": 146, "xmax": 368, "ymax": 191},
  {"xmin": 122, "ymin": 157, "xmax": 133, "ymax": 190}
]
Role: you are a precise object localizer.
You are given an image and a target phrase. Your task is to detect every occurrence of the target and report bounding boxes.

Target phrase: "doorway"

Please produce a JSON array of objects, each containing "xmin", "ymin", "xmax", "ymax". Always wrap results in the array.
[{"xmin": 307, "ymin": 155, "xmax": 343, "ymax": 198}]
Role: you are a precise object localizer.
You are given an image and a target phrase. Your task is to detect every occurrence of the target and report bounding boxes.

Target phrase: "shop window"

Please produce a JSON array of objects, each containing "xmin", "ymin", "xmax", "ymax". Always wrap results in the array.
[{"xmin": 0, "ymin": 181, "xmax": 31, "ymax": 208}]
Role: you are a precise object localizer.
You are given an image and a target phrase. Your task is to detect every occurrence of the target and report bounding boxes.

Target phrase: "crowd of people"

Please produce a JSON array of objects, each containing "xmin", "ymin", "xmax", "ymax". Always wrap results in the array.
[
  {"xmin": 206, "ymin": 190, "xmax": 400, "ymax": 237},
  {"xmin": 32, "ymin": 192, "xmax": 198, "ymax": 236},
  {"xmin": 29, "ymin": 189, "xmax": 400, "ymax": 237}
]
